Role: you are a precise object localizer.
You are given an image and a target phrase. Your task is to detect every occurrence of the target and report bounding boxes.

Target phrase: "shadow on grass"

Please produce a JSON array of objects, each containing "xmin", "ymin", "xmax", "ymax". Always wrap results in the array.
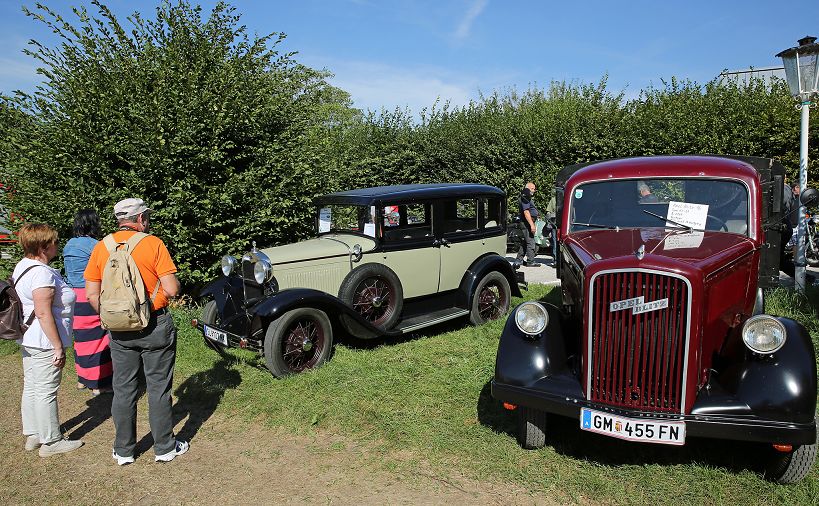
[
  {"xmin": 476, "ymin": 380, "xmax": 766, "ymax": 477},
  {"xmin": 133, "ymin": 354, "xmax": 242, "ymax": 456},
  {"xmin": 61, "ymin": 392, "xmax": 113, "ymax": 440}
]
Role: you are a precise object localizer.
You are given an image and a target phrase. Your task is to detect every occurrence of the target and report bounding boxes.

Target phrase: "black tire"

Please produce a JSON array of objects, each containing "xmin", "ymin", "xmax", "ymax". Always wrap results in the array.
[
  {"xmin": 201, "ymin": 300, "xmax": 226, "ymax": 353},
  {"xmin": 516, "ymin": 406, "xmax": 547, "ymax": 449},
  {"xmin": 263, "ymin": 307, "xmax": 333, "ymax": 377},
  {"xmin": 338, "ymin": 264, "xmax": 403, "ymax": 330},
  {"xmin": 469, "ymin": 271, "xmax": 511, "ymax": 325},
  {"xmin": 764, "ymin": 442, "xmax": 817, "ymax": 484}
]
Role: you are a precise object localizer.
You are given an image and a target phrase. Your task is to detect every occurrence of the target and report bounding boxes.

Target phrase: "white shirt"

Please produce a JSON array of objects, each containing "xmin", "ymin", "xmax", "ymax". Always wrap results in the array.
[{"xmin": 12, "ymin": 257, "xmax": 75, "ymax": 349}]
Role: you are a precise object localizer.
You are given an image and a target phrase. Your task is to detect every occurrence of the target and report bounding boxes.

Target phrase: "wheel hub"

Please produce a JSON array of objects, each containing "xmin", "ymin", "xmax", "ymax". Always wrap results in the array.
[
  {"xmin": 371, "ymin": 295, "xmax": 384, "ymax": 308},
  {"xmin": 302, "ymin": 338, "xmax": 313, "ymax": 352}
]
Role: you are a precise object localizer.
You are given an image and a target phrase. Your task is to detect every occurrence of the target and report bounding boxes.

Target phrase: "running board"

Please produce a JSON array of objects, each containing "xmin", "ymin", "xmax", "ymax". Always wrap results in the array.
[{"xmin": 395, "ymin": 308, "xmax": 470, "ymax": 333}]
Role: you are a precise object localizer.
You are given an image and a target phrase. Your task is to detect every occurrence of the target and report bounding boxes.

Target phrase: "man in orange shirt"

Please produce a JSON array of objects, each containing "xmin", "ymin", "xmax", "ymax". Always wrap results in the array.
[{"xmin": 84, "ymin": 198, "xmax": 186, "ymax": 465}]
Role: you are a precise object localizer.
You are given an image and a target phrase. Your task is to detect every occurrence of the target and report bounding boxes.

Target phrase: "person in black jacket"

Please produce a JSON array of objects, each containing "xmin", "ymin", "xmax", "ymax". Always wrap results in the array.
[{"xmin": 515, "ymin": 183, "xmax": 541, "ymax": 267}]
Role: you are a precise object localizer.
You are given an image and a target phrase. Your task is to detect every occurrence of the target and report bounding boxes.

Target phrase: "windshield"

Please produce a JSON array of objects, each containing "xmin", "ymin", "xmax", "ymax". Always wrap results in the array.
[
  {"xmin": 316, "ymin": 204, "xmax": 376, "ymax": 237},
  {"xmin": 569, "ymin": 178, "xmax": 749, "ymax": 235}
]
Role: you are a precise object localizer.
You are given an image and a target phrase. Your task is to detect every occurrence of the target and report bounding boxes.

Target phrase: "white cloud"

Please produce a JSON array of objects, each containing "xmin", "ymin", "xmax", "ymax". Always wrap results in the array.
[
  {"xmin": 454, "ymin": 0, "xmax": 488, "ymax": 41},
  {"xmin": 324, "ymin": 60, "xmax": 479, "ymax": 115}
]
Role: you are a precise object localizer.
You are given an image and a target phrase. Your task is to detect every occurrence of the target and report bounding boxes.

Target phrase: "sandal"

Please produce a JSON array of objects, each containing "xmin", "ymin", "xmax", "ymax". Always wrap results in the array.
[{"xmin": 76, "ymin": 382, "xmax": 87, "ymax": 390}]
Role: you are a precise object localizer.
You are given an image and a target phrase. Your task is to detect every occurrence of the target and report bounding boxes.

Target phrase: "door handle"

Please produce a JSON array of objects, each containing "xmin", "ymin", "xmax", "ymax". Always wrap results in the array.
[{"xmin": 441, "ymin": 238, "xmax": 451, "ymax": 248}]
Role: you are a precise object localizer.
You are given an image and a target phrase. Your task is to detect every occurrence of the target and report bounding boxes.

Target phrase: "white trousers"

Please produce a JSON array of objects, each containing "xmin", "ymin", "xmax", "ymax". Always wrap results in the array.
[{"xmin": 21, "ymin": 346, "xmax": 63, "ymax": 444}]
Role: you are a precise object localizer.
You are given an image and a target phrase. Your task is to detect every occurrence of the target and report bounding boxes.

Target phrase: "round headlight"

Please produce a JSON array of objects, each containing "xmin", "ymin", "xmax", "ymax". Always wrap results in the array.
[
  {"xmin": 253, "ymin": 259, "xmax": 271, "ymax": 284},
  {"xmin": 742, "ymin": 315, "xmax": 787, "ymax": 354},
  {"xmin": 514, "ymin": 302, "xmax": 549, "ymax": 335},
  {"xmin": 221, "ymin": 255, "xmax": 237, "ymax": 276}
]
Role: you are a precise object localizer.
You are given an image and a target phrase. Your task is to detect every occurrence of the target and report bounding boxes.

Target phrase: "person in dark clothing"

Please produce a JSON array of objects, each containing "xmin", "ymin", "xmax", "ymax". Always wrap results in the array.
[
  {"xmin": 638, "ymin": 182, "xmax": 659, "ymax": 203},
  {"xmin": 780, "ymin": 181, "xmax": 797, "ymax": 277},
  {"xmin": 515, "ymin": 182, "xmax": 541, "ymax": 267}
]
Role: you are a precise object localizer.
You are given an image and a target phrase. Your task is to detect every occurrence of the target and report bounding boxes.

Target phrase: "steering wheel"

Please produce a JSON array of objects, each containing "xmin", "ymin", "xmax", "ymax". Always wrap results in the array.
[{"xmin": 706, "ymin": 214, "xmax": 728, "ymax": 232}]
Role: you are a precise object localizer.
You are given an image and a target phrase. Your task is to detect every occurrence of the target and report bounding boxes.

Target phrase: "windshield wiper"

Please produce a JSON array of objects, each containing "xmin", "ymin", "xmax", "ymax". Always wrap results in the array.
[
  {"xmin": 641, "ymin": 210, "xmax": 697, "ymax": 232},
  {"xmin": 571, "ymin": 221, "xmax": 621, "ymax": 230}
]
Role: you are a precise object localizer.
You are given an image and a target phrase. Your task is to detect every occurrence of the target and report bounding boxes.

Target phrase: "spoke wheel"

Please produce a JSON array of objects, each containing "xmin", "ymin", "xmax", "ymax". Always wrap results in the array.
[
  {"xmin": 352, "ymin": 276, "xmax": 396, "ymax": 327},
  {"xmin": 264, "ymin": 308, "xmax": 333, "ymax": 377},
  {"xmin": 339, "ymin": 264, "xmax": 404, "ymax": 330},
  {"xmin": 281, "ymin": 318, "xmax": 326, "ymax": 372},
  {"xmin": 469, "ymin": 271, "xmax": 511, "ymax": 326}
]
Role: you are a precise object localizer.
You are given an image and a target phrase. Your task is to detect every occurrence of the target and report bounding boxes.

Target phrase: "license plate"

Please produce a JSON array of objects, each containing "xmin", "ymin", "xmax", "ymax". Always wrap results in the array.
[
  {"xmin": 203, "ymin": 324, "xmax": 229, "ymax": 346},
  {"xmin": 580, "ymin": 408, "xmax": 685, "ymax": 445}
]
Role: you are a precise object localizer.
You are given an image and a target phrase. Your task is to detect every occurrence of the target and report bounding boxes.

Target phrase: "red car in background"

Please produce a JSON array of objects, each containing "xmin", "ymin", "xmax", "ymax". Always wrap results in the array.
[{"xmin": 0, "ymin": 182, "xmax": 20, "ymax": 246}]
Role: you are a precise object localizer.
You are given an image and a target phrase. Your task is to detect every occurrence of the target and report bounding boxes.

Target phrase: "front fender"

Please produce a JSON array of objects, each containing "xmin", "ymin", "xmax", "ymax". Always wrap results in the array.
[
  {"xmin": 200, "ymin": 275, "xmax": 246, "ymax": 333},
  {"xmin": 251, "ymin": 288, "xmax": 395, "ymax": 339},
  {"xmin": 494, "ymin": 303, "xmax": 581, "ymax": 398},
  {"xmin": 458, "ymin": 254, "xmax": 522, "ymax": 308},
  {"xmin": 709, "ymin": 317, "xmax": 817, "ymax": 424}
]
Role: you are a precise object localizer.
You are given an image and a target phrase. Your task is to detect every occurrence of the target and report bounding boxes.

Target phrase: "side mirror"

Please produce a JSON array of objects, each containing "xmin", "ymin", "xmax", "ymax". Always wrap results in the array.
[{"xmin": 800, "ymin": 187, "xmax": 818, "ymax": 207}]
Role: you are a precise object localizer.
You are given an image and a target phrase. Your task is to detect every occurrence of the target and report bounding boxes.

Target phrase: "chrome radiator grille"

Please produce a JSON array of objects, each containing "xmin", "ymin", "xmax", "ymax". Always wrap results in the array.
[{"xmin": 587, "ymin": 270, "xmax": 690, "ymax": 413}]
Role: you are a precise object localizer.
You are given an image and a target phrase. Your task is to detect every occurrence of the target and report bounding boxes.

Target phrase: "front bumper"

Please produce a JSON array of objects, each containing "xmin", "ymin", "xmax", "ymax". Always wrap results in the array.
[
  {"xmin": 194, "ymin": 321, "xmax": 263, "ymax": 352},
  {"xmin": 491, "ymin": 378, "xmax": 818, "ymax": 446}
]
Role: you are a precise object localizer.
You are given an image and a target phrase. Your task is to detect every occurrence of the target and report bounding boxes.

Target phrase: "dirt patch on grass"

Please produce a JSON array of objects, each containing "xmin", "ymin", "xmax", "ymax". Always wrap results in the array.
[{"xmin": 0, "ymin": 354, "xmax": 554, "ymax": 505}]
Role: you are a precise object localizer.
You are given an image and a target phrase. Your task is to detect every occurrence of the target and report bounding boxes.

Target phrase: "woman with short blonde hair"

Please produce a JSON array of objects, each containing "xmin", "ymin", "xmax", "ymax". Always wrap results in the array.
[{"xmin": 12, "ymin": 223, "xmax": 84, "ymax": 456}]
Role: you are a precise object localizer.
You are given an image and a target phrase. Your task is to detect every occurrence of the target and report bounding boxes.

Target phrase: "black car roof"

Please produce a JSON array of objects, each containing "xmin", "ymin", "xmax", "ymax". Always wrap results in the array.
[{"xmin": 315, "ymin": 183, "xmax": 505, "ymax": 205}]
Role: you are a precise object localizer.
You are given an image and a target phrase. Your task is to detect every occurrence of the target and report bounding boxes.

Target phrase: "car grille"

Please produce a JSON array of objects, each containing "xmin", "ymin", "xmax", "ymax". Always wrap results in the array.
[
  {"xmin": 587, "ymin": 270, "xmax": 690, "ymax": 413},
  {"xmin": 241, "ymin": 259, "xmax": 263, "ymax": 302}
]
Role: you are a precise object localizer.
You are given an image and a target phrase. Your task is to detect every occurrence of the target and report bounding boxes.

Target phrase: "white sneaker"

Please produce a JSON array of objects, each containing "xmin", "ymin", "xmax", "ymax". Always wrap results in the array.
[
  {"xmin": 24, "ymin": 435, "xmax": 40, "ymax": 451},
  {"xmin": 112, "ymin": 449, "xmax": 135, "ymax": 466},
  {"xmin": 38, "ymin": 438, "xmax": 83, "ymax": 457},
  {"xmin": 155, "ymin": 440, "xmax": 189, "ymax": 462}
]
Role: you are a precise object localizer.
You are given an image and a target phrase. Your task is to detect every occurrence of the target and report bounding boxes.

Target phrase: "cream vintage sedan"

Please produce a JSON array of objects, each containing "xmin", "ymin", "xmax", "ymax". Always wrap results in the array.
[{"xmin": 194, "ymin": 183, "xmax": 522, "ymax": 377}]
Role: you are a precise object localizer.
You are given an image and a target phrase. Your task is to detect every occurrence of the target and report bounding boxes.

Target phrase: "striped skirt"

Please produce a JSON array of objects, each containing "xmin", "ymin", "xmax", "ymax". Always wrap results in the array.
[{"xmin": 72, "ymin": 287, "xmax": 112, "ymax": 389}]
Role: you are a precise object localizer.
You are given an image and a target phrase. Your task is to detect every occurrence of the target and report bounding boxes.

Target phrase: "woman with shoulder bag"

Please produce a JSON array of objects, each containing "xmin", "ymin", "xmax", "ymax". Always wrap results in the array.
[{"xmin": 12, "ymin": 223, "xmax": 83, "ymax": 456}]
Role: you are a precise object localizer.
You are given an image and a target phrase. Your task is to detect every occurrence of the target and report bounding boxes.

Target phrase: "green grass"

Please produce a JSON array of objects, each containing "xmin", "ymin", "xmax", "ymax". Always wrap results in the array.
[
  {"xmin": 2, "ymin": 284, "xmax": 817, "ymax": 504},
  {"xmin": 168, "ymin": 285, "xmax": 816, "ymax": 505}
]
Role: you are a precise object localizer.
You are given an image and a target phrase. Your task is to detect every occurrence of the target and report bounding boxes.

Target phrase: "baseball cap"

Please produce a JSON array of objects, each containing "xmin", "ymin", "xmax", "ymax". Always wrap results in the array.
[{"xmin": 113, "ymin": 198, "xmax": 152, "ymax": 219}]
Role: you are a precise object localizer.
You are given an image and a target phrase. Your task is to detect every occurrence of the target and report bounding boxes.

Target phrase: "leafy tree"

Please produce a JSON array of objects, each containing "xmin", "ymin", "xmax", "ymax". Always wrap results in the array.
[{"xmin": 1, "ymin": 0, "xmax": 354, "ymax": 283}]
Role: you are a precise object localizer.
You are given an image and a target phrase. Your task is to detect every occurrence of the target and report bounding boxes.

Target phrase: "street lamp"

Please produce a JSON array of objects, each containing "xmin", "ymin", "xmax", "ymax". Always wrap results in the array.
[{"xmin": 777, "ymin": 36, "xmax": 819, "ymax": 292}]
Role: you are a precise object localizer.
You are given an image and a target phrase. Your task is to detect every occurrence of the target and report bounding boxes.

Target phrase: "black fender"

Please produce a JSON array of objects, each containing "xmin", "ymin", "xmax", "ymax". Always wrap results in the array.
[
  {"xmin": 199, "ymin": 275, "xmax": 248, "ymax": 335},
  {"xmin": 494, "ymin": 302, "xmax": 583, "ymax": 398},
  {"xmin": 703, "ymin": 317, "xmax": 817, "ymax": 424},
  {"xmin": 251, "ymin": 288, "xmax": 397, "ymax": 340},
  {"xmin": 458, "ymin": 254, "xmax": 522, "ymax": 308}
]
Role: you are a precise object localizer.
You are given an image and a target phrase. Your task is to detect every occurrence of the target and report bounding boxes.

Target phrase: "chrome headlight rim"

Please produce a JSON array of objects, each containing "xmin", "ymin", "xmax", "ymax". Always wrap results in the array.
[
  {"xmin": 514, "ymin": 301, "xmax": 549, "ymax": 336},
  {"xmin": 221, "ymin": 255, "xmax": 237, "ymax": 276},
  {"xmin": 253, "ymin": 258, "xmax": 272, "ymax": 284},
  {"xmin": 742, "ymin": 314, "xmax": 787, "ymax": 355}
]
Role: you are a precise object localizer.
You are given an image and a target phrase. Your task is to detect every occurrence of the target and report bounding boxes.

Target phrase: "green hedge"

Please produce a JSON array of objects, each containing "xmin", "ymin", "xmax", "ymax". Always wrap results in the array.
[{"xmin": 1, "ymin": 1, "xmax": 817, "ymax": 286}]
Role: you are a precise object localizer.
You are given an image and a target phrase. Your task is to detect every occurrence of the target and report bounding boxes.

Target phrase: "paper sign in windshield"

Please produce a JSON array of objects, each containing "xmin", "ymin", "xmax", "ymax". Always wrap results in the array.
[
  {"xmin": 666, "ymin": 201, "xmax": 708, "ymax": 229},
  {"xmin": 319, "ymin": 208, "xmax": 332, "ymax": 233}
]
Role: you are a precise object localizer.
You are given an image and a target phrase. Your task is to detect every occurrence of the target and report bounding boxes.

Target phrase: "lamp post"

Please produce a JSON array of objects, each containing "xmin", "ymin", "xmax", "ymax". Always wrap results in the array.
[{"xmin": 777, "ymin": 36, "xmax": 819, "ymax": 292}]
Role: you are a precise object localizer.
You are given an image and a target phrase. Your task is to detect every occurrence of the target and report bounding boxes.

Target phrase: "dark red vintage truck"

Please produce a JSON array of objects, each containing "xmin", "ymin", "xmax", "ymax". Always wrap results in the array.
[{"xmin": 492, "ymin": 155, "xmax": 817, "ymax": 483}]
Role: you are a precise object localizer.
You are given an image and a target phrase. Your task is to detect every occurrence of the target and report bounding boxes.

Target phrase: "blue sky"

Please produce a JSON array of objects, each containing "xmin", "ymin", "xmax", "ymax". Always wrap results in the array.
[{"xmin": 1, "ymin": 0, "xmax": 818, "ymax": 113}]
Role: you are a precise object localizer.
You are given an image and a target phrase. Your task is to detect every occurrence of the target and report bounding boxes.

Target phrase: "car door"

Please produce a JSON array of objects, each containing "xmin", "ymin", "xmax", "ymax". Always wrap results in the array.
[
  {"xmin": 375, "ymin": 201, "xmax": 441, "ymax": 298},
  {"xmin": 436, "ymin": 197, "xmax": 488, "ymax": 291}
]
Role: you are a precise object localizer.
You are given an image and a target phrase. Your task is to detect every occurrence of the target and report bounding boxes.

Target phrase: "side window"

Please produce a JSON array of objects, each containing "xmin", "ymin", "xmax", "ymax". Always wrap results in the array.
[
  {"xmin": 441, "ymin": 199, "xmax": 478, "ymax": 235},
  {"xmin": 481, "ymin": 197, "xmax": 503, "ymax": 229},
  {"xmin": 380, "ymin": 202, "xmax": 433, "ymax": 243}
]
